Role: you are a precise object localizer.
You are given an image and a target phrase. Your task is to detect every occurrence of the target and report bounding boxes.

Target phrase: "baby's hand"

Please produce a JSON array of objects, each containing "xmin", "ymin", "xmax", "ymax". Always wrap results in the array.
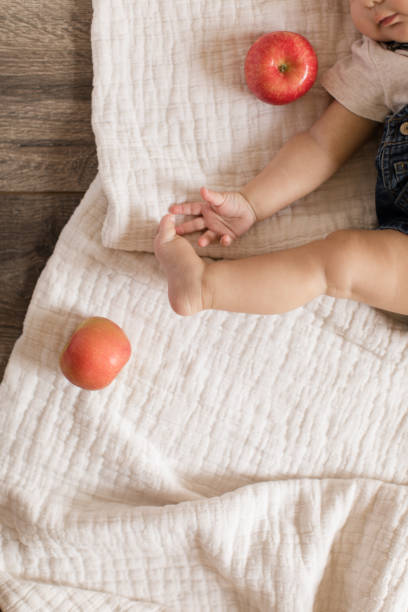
[{"xmin": 169, "ymin": 187, "xmax": 257, "ymax": 247}]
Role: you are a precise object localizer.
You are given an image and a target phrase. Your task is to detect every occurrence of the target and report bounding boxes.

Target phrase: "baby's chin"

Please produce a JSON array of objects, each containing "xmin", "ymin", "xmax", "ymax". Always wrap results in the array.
[{"xmin": 374, "ymin": 23, "xmax": 408, "ymax": 44}]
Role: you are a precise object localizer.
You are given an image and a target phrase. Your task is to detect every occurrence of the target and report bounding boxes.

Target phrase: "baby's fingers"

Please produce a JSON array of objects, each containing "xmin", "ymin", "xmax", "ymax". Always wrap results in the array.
[
  {"xmin": 169, "ymin": 202, "xmax": 203, "ymax": 216},
  {"xmin": 220, "ymin": 234, "xmax": 233, "ymax": 247},
  {"xmin": 175, "ymin": 216, "xmax": 206, "ymax": 236},
  {"xmin": 198, "ymin": 230, "xmax": 218, "ymax": 247}
]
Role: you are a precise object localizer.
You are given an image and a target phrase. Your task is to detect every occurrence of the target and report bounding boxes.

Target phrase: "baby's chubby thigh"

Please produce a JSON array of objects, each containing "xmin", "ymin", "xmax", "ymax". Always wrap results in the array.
[{"xmin": 321, "ymin": 228, "xmax": 408, "ymax": 314}]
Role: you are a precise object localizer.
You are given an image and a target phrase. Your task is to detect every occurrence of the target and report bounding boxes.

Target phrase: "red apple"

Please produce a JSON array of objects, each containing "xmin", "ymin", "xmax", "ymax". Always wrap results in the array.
[
  {"xmin": 244, "ymin": 31, "xmax": 318, "ymax": 105},
  {"xmin": 59, "ymin": 317, "xmax": 131, "ymax": 390}
]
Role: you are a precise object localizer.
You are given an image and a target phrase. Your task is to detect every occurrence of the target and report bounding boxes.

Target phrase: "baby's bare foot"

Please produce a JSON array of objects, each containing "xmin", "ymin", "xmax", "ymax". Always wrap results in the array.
[{"xmin": 154, "ymin": 215, "xmax": 210, "ymax": 316}]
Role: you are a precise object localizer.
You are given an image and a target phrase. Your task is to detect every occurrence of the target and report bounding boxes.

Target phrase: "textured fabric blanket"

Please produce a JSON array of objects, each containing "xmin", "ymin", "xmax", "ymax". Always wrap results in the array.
[{"xmin": 1, "ymin": 1, "xmax": 408, "ymax": 610}]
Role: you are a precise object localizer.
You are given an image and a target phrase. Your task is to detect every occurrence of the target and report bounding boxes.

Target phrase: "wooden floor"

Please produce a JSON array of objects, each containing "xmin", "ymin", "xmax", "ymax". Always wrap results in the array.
[{"xmin": 0, "ymin": 0, "xmax": 97, "ymax": 380}]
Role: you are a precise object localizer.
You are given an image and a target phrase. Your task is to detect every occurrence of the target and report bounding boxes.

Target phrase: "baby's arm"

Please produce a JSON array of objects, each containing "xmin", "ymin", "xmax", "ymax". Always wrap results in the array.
[
  {"xmin": 170, "ymin": 101, "xmax": 378, "ymax": 246},
  {"xmin": 241, "ymin": 101, "xmax": 378, "ymax": 221}
]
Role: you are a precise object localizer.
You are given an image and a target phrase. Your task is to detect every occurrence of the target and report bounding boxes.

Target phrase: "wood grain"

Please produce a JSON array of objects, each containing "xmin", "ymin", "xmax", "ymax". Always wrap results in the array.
[
  {"xmin": 0, "ymin": 145, "xmax": 97, "ymax": 191},
  {"xmin": 0, "ymin": 0, "xmax": 95, "ymax": 380},
  {"xmin": 0, "ymin": 0, "xmax": 96, "ymax": 191},
  {"xmin": 0, "ymin": 193, "xmax": 81, "ymax": 376}
]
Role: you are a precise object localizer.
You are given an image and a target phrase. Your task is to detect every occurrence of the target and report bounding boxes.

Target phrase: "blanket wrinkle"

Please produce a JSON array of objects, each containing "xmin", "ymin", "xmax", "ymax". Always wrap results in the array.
[{"xmin": 0, "ymin": 572, "xmax": 165, "ymax": 612}]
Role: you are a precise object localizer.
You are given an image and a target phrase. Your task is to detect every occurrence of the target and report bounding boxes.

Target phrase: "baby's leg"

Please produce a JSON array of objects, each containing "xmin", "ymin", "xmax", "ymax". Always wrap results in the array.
[
  {"xmin": 155, "ymin": 216, "xmax": 408, "ymax": 316},
  {"xmin": 206, "ymin": 228, "xmax": 408, "ymax": 315}
]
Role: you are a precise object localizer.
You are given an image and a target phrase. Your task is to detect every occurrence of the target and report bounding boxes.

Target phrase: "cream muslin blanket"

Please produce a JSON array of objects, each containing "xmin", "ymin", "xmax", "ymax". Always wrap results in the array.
[{"xmin": 1, "ymin": 1, "xmax": 408, "ymax": 610}]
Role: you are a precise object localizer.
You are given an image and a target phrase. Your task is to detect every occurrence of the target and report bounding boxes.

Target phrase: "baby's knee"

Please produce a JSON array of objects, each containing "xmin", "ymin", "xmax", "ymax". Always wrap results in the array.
[{"xmin": 322, "ymin": 229, "xmax": 364, "ymax": 300}]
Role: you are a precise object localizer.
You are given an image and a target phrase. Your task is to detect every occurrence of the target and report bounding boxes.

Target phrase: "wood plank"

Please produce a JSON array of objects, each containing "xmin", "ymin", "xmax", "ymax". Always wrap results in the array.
[
  {"xmin": 0, "ymin": 145, "xmax": 97, "ymax": 191},
  {"xmin": 1, "ymin": 0, "xmax": 93, "ymax": 46},
  {"xmin": 0, "ymin": 0, "xmax": 95, "ymax": 192},
  {"xmin": 1, "ymin": 52, "xmax": 92, "ymax": 76},
  {"xmin": 0, "ymin": 192, "xmax": 83, "ymax": 380},
  {"xmin": 1, "ymin": 74, "xmax": 93, "ymax": 102},
  {"xmin": 0, "ymin": 1, "xmax": 93, "ymax": 77},
  {"xmin": 0, "ymin": 98, "xmax": 93, "ymax": 144}
]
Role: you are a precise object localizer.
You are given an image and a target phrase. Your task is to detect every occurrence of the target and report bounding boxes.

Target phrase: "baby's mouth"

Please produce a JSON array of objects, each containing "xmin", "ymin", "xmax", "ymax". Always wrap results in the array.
[{"xmin": 378, "ymin": 13, "xmax": 398, "ymax": 27}]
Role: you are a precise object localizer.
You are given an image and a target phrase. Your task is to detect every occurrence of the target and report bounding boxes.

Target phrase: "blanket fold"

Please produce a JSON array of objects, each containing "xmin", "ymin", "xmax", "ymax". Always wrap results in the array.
[{"xmin": 1, "ymin": 176, "xmax": 408, "ymax": 610}]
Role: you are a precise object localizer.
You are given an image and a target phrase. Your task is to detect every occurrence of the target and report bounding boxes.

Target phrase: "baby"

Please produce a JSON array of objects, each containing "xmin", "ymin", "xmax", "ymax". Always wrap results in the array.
[{"xmin": 155, "ymin": 0, "xmax": 408, "ymax": 317}]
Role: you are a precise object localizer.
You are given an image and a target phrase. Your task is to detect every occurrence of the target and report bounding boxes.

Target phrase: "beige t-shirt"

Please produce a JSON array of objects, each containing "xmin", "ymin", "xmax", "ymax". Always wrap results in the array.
[{"xmin": 320, "ymin": 35, "xmax": 408, "ymax": 122}]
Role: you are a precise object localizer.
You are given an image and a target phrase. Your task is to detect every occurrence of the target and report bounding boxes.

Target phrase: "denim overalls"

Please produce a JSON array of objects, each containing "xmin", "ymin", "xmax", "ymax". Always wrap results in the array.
[{"xmin": 375, "ymin": 103, "xmax": 408, "ymax": 234}]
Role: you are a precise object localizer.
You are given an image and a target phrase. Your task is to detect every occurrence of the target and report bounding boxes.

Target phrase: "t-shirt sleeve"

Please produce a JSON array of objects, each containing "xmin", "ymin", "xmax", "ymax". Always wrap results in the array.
[{"xmin": 320, "ymin": 37, "xmax": 387, "ymax": 122}]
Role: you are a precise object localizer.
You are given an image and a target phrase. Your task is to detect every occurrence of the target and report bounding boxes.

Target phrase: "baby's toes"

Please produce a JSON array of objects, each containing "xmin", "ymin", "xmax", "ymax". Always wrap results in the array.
[{"xmin": 157, "ymin": 214, "xmax": 176, "ymax": 244}]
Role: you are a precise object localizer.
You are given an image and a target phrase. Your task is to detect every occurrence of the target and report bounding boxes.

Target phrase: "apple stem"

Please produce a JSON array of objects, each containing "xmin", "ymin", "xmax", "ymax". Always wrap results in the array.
[{"xmin": 278, "ymin": 63, "xmax": 288, "ymax": 73}]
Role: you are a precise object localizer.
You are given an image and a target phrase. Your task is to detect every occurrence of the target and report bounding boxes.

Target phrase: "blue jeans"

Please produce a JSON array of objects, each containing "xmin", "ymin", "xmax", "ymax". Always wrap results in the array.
[{"xmin": 376, "ymin": 103, "xmax": 408, "ymax": 234}]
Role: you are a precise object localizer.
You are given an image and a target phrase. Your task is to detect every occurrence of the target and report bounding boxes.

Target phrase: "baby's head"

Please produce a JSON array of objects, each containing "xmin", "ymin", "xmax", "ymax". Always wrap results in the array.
[{"xmin": 349, "ymin": 0, "xmax": 408, "ymax": 42}]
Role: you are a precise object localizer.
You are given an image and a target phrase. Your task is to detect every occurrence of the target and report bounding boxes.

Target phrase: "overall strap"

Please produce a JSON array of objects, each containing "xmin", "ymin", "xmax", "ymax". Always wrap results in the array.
[{"xmin": 384, "ymin": 41, "xmax": 408, "ymax": 52}]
